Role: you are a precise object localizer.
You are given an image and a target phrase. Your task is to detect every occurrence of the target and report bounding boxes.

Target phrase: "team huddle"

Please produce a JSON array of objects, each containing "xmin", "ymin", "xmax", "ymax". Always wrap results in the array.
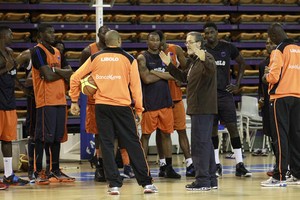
[{"xmin": 0, "ymin": 21, "xmax": 300, "ymax": 194}]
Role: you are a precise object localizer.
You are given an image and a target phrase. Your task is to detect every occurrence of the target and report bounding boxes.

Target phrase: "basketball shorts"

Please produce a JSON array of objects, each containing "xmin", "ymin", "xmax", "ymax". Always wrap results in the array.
[
  {"xmin": 35, "ymin": 106, "xmax": 66, "ymax": 143},
  {"xmin": 141, "ymin": 107, "xmax": 174, "ymax": 134},
  {"xmin": 173, "ymin": 100, "xmax": 186, "ymax": 130},
  {"xmin": 86, "ymin": 104, "xmax": 98, "ymax": 134},
  {"xmin": 0, "ymin": 110, "xmax": 17, "ymax": 141},
  {"xmin": 214, "ymin": 94, "xmax": 237, "ymax": 126}
]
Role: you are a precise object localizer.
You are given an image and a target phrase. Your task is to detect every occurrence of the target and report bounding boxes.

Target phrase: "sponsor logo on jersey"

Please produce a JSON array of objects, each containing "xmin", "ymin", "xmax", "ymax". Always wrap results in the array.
[
  {"xmin": 215, "ymin": 60, "xmax": 226, "ymax": 66},
  {"xmin": 101, "ymin": 57, "xmax": 120, "ymax": 62},
  {"xmin": 95, "ymin": 74, "xmax": 121, "ymax": 80}
]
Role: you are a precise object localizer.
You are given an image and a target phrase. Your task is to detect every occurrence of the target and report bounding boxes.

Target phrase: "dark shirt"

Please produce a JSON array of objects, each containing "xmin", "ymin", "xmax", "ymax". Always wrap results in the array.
[
  {"xmin": 167, "ymin": 53, "xmax": 217, "ymax": 115},
  {"xmin": 141, "ymin": 51, "xmax": 173, "ymax": 111},
  {"xmin": 205, "ymin": 40, "xmax": 239, "ymax": 94}
]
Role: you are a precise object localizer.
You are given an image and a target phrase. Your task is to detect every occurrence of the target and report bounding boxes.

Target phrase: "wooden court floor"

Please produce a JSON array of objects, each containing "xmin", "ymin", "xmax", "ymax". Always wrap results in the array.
[{"xmin": 1, "ymin": 153, "xmax": 299, "ymax": 200}]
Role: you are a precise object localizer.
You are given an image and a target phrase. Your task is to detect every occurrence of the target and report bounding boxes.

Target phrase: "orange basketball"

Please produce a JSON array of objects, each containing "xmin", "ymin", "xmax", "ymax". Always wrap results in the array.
[{"xmin": 80, "ymin": 75, "xmax": 97, "ymax": 96}]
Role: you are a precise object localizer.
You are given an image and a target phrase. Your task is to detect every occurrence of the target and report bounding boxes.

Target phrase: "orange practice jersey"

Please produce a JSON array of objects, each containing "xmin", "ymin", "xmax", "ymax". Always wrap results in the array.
[
  {"xmin": 69, "ymin": 47, "xmax": 144, "ymax": 115},
  {"xmin": 32, "ymin": 44, "xmax": 67, "ymax": 108},
  {"xmin": 266, "ymin": 42, "xmax": 300, "ymax": 100},
  {"xmin": 86, "ymin": 42, "xmax": 100, "ymax": 105},
  {"xmin": 166, "ymin": 44, "xmax": 183, "ymax": 101}
]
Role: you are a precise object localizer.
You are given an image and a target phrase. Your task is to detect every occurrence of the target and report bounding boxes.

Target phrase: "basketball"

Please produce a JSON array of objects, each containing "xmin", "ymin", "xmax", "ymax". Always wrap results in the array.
[{"xmin": 80, "ymin": 75, "xmax": 97, "ymax": 96}]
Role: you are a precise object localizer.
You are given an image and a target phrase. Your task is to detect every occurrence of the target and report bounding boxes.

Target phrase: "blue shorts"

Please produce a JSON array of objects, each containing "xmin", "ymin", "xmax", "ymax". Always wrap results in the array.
[
  {"xmin": 214, "ymin": 93, "xmax": 237, "ymax": 126},
  {"xmin": 35, "ymin": 106, "xmax": 66, "ymax": 143}
]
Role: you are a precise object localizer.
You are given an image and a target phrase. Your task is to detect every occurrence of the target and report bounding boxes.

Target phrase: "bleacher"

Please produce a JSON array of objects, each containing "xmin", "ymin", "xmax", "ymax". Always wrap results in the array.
[{"xmin": 1, "ymin": 0, "xmax": 300, "ymax": 135}]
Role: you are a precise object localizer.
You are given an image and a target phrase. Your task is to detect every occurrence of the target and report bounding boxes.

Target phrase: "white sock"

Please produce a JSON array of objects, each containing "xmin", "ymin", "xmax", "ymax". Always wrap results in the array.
[
  {"xmin": 214, "ymin": 149, "xmax": 220, "ymax": 164},
  {"xmin": 159, "ymin": 159, "xmax": 166, "ymax": 166},
  {"xmin": 185, "ymin": 158, "xmax": 193, "ymax": 167},
  {"xmin": 233, "ymin": 148, "xmax": 243, "ymax": 164},
  {"xmin": 3, "ymin": 157, "xmax": 13, "ymax": 178}
]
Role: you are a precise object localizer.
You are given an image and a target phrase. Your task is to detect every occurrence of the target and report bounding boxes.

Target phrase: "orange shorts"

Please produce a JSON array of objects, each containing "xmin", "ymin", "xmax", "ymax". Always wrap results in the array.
[
  {"xmin": 0, "ymin": 110, "xmax": 17, "ymax": 141},
  {"xmin": 85, "ymin": 104, "xmax": 98, "ymax": 134},
  {"xmin": 173, "ymin": 100, "xmax": 186, "ymax": 130},
  {"xmin": 141, "ymin": 107, "xmax": 174, "ymax": 134}
]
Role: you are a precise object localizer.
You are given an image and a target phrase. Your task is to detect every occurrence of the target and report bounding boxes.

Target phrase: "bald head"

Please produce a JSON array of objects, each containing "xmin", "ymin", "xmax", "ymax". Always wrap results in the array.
[
  {"xmin": 268, "ymin": 23, "xmax": 288, "ymax": 45},
  {"xmin": 105, "ymin": 30, "xmax": 121, "ymax": 47}
]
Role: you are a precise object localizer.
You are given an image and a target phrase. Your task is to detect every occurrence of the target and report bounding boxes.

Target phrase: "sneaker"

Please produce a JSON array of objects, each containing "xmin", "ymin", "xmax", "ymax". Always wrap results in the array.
[
  {"xmin": 28, "ymin": 168, "xmax": 35, "ymax": 181},
  {"xmin": 121, "ymin": 165, "xmax": 135, "ymax": 179},
  {"xmin": 164, "ymin": 165, "xmax": 181, "ymax": 179},
  {"xmin": 94, "ymin": 167, "xmax": 106, "ymax": 182},
  {"xmin": 286, "ymin": 175, "xmax": 300, "ymax": 185},
  {"xmin": 216, "ymin": 163, "xmax": 222, "ymax": 177},
  {"xmin": 0, "ymin": 181, "xmax": 8, "ymax": 190},
  {"xmin": 261, "ymin": 148, "xmax": 268, "ymax": 156},
  {"xmin": 158, "ymin": 165, "xmax": 166, "ymax": 177},
  {"xmin": 252, "ymin": 148, "xmax": 262, "ymax": 156},
  {"xmin": 107, "ymin": 187, "xmax": 120, "ymax": 195},
  {"xmin": 143, "ymin": 184, "xmax": 158, "ymax": 193},
  {"xmin": 3, "ymin": 174, "xmax": 29, "ymax": 186},
  {"xmin": 225, "ymin": 153, "xmax": 246, "ymax": 159},
  {"xmin": 35, "ymin": 171, "xmax": 50, "ymax": 185},
  {"xmin": 286, "ymin": 170, "xmax": 291, "ymax": 178},
  {"xmin": 50, "ymin": 169, "xmax": 75, "ymax": 183},
  {"xmin": 266, "ymin": 165, "xmax": 275, "ymax": 177},
  {"xmin": 235, "ymin": 162, "xmax": 252, "ymax": 177},
  {"xmin": 261, "ymin": 177, "xmax": 287, "ymax": 187},
  {"xmin": 185, "ymin": 182, "xmax": 211, "ymax": 191},
  {"xmin": 88, "ymin": 155, "xmax": 98, "ymax": 168},
  {"xmin": 211, "ymin": 178, "xmax": 218, "ymax": 189},
  {"xmin": 186, "ymin": 164, "xmax": 195, "ymax": 177}
]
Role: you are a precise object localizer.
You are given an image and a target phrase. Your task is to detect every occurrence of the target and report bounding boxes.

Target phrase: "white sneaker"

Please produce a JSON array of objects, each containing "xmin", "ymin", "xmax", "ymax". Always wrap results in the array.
[
  {"xmin": 144, "ymin": 184, "xmax": 158, "ymax": 193},
  {"xmin": 286, "ymin": 175, "xmax": 300, "ymax": 185},
  {"xmin": 261, "ymin": 177, "xmax": 287, "ymax": 187},
  {"xmin": 108, "ymin": 187, "xmax": 120, "ymax": 195}
]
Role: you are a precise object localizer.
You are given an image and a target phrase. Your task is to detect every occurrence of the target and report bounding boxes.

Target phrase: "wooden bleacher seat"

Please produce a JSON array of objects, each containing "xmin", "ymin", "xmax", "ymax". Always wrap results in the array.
[
  {"xmin": 207, "ymin": 14, "xmax": 230, "ymax": 23},
  {"xmin": 86, "ymin": 32, "xmax": 96, "ymax": 41},
  {"xmin": 261, "ymin": 32, "xmax": 268, "ymax": 40},
  {"xmin": 16, "ymin": 110, "xmax": 27, "ymax": 118},
  {"xmin": 261, "ymin": 14, "xmax": 282, "ymax": 22},
  {"xmin": 0, "ymin": 13, "xmax": 3, "ymax": 20},
  {"xmin": 15, "ymin": 90, "xmax": 25, "ymax": 98},
  {"xmin": 12, "ymin": 51, "xmax": 20, "ymax": 58},
  {"xmin": 138, "ymin": 32, "xmax": 149, "ymax": 41},
  {"xmin": 161, "ymin": 14, "xmax": 185, "ymax": 22},
  {"xmin": 205, "ymin": 0, "xmax": 225, "ymax": 4},
  {"xmin": 17, "ymin": 71, "xmax": 26, "ymax": 79},
  {"xmin": 260, "ymin": 0, "xmax": 278, "ymax": 3},
  {"xmin": 33, "ymin": 0, "xmax": 61, "ymax": 3},
  {"xmin": 138, "ymin": 0, "xmax": 159, "ymax": 4},
  {"xmin": 61, "ymin": 14, "xmax": 88, "ymax": 22},
  {"xmin": 12, "ymin": 32, "xmax": 31, "ymax": 42},
  {"xmin": 61, "ymin": 0, "xmax": 88, "ymax": 3},
  {"xmin": 238, "ymin": 0, "xmax": 259, "ymax": 3},
  {"xmin": 138, "ymin": 14, "xmax": 161, "ymax": 23},
  {"xmin": 64, "ymin": 51, "xmax": 82, "ymax": 59},
  {"xmin": 240, "ymin": 86, "xmax": 258, "ymax": 94},
  {"xmin": 54, "ymin": 33, "xmax": 63, "ymax": 41},
  {"xmin": 86, "ymin": 14, "xmax": 112, "ymax": 23},
  {"xmin": 2, "ymin": 13, "xmax": 30, "ymax": 22},
  {"xmin": 282, "ymin": 15, "xmax": 300, "ymax": 23},
  {"xmin": 31, "ymin": 14, "xmax": 63, "ymax": 23},
  {"xmin": 240, "ymin": 49, "xmax": 261, "ymax": 58},
  {"xmin": 61, "ymin": 32, "xmax": 88, "ymax": 41},
  {"xmin": 278, "ymin": 0, "xmax": 299, "ymax": 4},
  {"xmin": 218, "ymin": 32, "xmax": 231, "ymax": 40},
  {"xmin": 233, "ymin": 32, "xmax": 261, "ymax": 41},
  {"xmin": 164, "ymin": 32, "xmax": 185, "ymax": 41},
  {"xmin": 112, "ymin": 14, "xmax": 136, "ymax": 23},
  {"xmin": 114, "ymin": 0, "xmax": 135, "ymax": 4},
  {"xmin": 286, "ymin": 33, "xmax": 300, "ymax": 41},
  {"xmin": 127, "ymin": 50, "xmax": 138, "ymax": 57},
  {"xmin": 2, "ymin": 0, "xmax": 28, "ymax": 2},
  {"xmin": 244, "ymin": 69, "xmax": 259, "ymax": 76},
  {"xmin": 160, "ymin": 0, "xmax": 179, "ymax": 3},
  {"xmin": 232, "ymin": 14, "xmax": 261, "ymax": 23},
  {"xmin": 119, "ymin": 32, "xmax": 137, "ymax": 42},
  {"xmin": 185, "ymin": 14, "xmax": 207, "ymax": 23},
  {"xmin": 261, "ymin": 49, "xmax": 270, "ymax": 57},
  {"xmin": 183, "ymin": 0, "xmax": 203, "ymax": 3}
]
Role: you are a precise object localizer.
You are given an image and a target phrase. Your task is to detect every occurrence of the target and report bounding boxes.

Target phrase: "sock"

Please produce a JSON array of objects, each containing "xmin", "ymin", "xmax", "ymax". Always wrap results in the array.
[
  {"xmin": 159, "ymin": 158, "xmax": 166, "ymax": 166},
  {"xmin": 233, "ymin": 148, "xmax": 243, "ymax": 164},
  {"xmin": 51, "ymin": 142, "xmax": 61, "ymax": 171},
  {"xmin": 3, "ymin": 157, "xmax": 13, "ymax": 177},
  {"xmin": 214, "ymin": 149, "xmax": 220, "ymax": 164},
  {"xmin": 185, "ymin": 158, "xmax": 193, "ymax": 167}
]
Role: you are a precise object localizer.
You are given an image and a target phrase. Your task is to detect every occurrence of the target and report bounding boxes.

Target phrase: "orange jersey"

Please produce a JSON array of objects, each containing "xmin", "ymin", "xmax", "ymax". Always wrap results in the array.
[
  {"xmin": 69, "ymin": 47, "xmax": 144, "ymax": 115},
  {"xmin": 87, "ymin": 42, "xmax": 100, "ymax": 105},
  {"xmin": 32, "ymin": 44, "xmax": 67, "ymax": 108},
  {"xmin": 166, "ymin": 44, "xmax": 183, "ymax": 101},
  {"xmin": 266, "ymin": 41, "xmax": 300, "ymax": 100}
]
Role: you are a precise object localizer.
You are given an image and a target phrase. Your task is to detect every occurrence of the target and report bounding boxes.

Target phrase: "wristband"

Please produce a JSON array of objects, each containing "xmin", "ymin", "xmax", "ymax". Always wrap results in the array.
[{"xmin": 71, "ymin": 101, "xmax": 77, "ymax": 103}]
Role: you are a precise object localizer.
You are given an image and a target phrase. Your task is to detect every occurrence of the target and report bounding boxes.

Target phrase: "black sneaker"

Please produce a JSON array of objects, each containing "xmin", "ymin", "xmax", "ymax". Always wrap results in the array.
[
  {"xmin": 95, "ymin": 167, "xmax": 106, "ymax": 182},
  {"xmin": 121, "ymin": 165, "xmax": 135, "ymax": 179},
  {"xmin": 158, "ymin": 165, "xmax": 166, "ymax": 177},
  {"xmin": 185, "ymin": 182, "xmax": 211, "ymax": 191},
  {"xmin": 235, "ymin": 162, "xmax": 252, "ymax": 177},
  {"xmin": 216, "ymin": 163, "xmax": 222, "ymax": 177},
  {"xmin": 286, "ymin": 170, "xmax": 291, "ymax": 178},
  {"xmin": 89, "ymin": 155, "xmax": 98, "ymax": 168},
  {"xmin": 211, "ymin": 178, "xmax": 218, "ymax": 189},
  {"xmin": 186, "ymin": 164, "xmax": 195, "ymax": 177},
  {"xmin": 3, "ymin": 174, "xmax": 29, "ymax": 186},
  {"xmin": 165, "ymin": 165, "xmax": 181, "ymax": 179}
]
